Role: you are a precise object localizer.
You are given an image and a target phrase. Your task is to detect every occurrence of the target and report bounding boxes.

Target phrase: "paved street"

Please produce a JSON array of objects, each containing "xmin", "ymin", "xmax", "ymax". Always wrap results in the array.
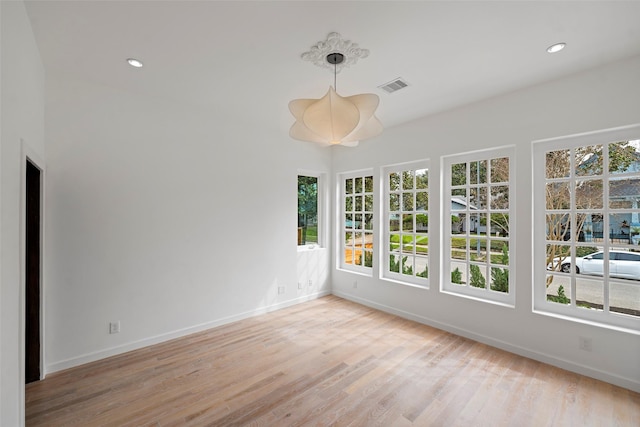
[
  {"xmin": 546, "ymin": 274, "xmax": 640, "ymax": 312},
  {"xmin": 449, "ymin": 260, "xmax": 640, "ymax": 312}
]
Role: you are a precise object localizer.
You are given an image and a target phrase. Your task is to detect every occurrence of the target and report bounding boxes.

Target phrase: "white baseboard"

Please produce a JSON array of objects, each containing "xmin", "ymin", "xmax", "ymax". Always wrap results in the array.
[
  {"xmin": 46, "ymin": 290, "xmax": 330, "ymax": 374},
  {"xmin": 332, "ymin": 290, "xmax": 640, "ymax": 393}
]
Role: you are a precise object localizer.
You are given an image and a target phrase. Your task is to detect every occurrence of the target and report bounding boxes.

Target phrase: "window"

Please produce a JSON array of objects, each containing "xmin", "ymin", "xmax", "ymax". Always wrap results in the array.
[
  {"xmin": 383, "ymin": 161, "xmax": 430, "ymax": 286},
  {"xmin": 616, "ymin": 253, "xmax": 640, "ymax": 262},
  {"xmin": 298, "ymin": 174, "xmax": 319, "ymax": 247},
  {"xmin": 443, "ymin": 147, "xmax": 514, "ymax": 305},
  {"xmin": 340, "ymin": 171, "xmax": 374, "ymax": 272},
  {"xmin": 533, "ymin": 124, "xmax": 640, "ymax": 331}
]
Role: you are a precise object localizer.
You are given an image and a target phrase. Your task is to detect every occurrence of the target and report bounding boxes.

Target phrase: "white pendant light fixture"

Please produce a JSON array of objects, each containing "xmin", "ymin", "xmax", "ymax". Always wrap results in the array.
[{"xmin": 289, "ymin": 33, "xmax": 382, "ymax": 147}]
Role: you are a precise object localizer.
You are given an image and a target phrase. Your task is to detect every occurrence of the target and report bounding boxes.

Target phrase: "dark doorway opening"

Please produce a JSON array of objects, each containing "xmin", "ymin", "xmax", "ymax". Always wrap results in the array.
[{"xmin": 25, "ymin": 159, "xmax": 41, "ymax": 383}]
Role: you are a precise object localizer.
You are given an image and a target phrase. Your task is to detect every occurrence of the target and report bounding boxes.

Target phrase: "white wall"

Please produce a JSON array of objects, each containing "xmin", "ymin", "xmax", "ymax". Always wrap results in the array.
[
  {"xmin": 43, "ymin": 74, "xmax": 332, "ymax": 372},
  {"xmin": 332, "ymin": 55, "xmax": 640, "ymax": 392},
  {"xmin": 4, "ymin": 9, "xmax": 639, "ymax": 427},
  {"xmin": 0, "ymin": 1, "xmax": 46, "ymax": 425}
]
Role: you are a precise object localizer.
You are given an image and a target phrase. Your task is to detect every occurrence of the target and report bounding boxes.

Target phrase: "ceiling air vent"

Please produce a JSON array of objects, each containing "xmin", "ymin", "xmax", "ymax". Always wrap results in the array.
[{"xmin": 378, "ymin": 77, "xmax": 409, "ymax": 94}]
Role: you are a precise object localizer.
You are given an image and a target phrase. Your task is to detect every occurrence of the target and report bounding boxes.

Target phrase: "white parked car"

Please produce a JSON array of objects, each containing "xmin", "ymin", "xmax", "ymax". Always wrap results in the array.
[{"xmin": 559, "ymin": 250, "xmax": 640, "ymax": 280}]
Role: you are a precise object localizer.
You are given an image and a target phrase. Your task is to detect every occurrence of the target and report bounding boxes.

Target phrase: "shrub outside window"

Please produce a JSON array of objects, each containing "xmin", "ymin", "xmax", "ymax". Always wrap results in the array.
[
  {"xmin": 383, "ymin": 161, "xmax": 430, "ymax": 287},
  {"xmin": 533, "ymin": 125, "xmax": 640, "ymax": 331},
  {"xmin": 442, "ymin": 147, "xmax": 514, "ymax": 306}
]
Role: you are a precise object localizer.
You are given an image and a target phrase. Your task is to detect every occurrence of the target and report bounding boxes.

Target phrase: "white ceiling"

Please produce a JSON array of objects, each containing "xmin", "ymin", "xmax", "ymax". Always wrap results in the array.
[{"xmin": 24, "ymin": 1, "xmax": 640, "ymax": 134}]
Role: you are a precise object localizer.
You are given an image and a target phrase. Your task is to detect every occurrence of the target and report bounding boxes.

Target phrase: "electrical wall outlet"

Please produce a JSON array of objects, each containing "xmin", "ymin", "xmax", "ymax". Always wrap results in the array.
[
  {"xmin": 298, "ymin": 281, "xmax": 303, "ymax": 289},
  {"xmin": 578, "ymin": 336, "xmax": 592, "ymax": 352},
  {"xmin": 353, "ymin": 281, "xmax": 358, "ymax": 289},
  {"xmin": 308, "ymin": 279, "xmax": 313, "ymax": 287},
  {"xmin": 278, "ymin": 286, "xmax": 285, "ymax": 295},
  {"xmin": 109, "ymin": 321, "xmax": 120, "ymax": 334}
]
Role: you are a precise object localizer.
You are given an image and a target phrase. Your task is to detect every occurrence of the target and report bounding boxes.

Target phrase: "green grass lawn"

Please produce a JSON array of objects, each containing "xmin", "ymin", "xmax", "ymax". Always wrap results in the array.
[
  {"xmin": 390, "ymin": 235, "xmax": 429, "ymax": 254},
  {"xmin": 451, "ymin": 249, "xmax": 507, "ymax": 264},
  {"xmin": 300, "ymin": 226, "xmax": 318, "ymax": 244},
  {"xmin": 451, "ymin": 237, "xmax": 507, "ymax": 252},
  {"xmin": 388, "ymin": 235, "xmax": 508, "ymax": 261}
]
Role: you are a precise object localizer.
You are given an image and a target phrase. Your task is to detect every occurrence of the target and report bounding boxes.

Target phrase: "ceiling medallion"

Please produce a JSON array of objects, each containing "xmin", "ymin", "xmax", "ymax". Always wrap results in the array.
[{"xmin": 301, "ymin": 32, "xmax": 370, "ymax": 73}]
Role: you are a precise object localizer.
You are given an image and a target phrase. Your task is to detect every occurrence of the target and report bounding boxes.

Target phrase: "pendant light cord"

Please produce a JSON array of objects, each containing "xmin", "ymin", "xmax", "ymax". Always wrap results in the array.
[{"xmin": 327, "ymin": 52, "xmax": 343, "ymax": 91}]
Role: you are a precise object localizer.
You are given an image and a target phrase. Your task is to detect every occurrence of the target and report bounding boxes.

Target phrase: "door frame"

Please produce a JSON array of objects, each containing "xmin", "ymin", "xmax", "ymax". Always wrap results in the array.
[{"xmin": 20, "ymin": 140, "xmax": 46, "ymax": 391}]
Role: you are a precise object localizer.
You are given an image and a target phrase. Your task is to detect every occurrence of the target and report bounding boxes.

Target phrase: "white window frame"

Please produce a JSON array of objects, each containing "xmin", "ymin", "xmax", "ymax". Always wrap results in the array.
[
  {"xmin": 533, "ymin": 124, "xmax": 640, "ymax": 332},
  {"xmin": 297, "ymin": 170, "xmax": 326, "ymax": 250},
  {"xmin": 382, "ymin": 160, "xmax": 430, "ymax": 288},
  {"xmin": 338, "ymin": 169, "xmax": 374, "ymax": 274},
  {"xmin": 442, "ymin": 146, "xmax": 515, "ymax": 306}
]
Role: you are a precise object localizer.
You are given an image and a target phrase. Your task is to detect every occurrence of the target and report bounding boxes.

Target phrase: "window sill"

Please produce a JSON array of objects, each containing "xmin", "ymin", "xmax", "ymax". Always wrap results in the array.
[
  {"xmin": 335, "ymin": 267, "xmax": 373, "ymax": 278},
  {"xmin": 297, "ymin": 245, "xmax": 324, "ymax": 252},
  {"xmin": 532, "ymin": 308, "xmax": 640, "ymax": 336},
  {"xmin": 440, "ymin": 289, "xmax": 515, "ymax": 309},
  {"xmin": 381, "ymin": 276, "xmax": 429, "ymax": 290}
]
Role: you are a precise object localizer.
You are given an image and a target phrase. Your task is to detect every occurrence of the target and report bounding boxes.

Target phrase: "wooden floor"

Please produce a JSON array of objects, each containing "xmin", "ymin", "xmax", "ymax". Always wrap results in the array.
[{"xmin": 26, "ymin": 296, "xmax": 639, "ymax": 426}]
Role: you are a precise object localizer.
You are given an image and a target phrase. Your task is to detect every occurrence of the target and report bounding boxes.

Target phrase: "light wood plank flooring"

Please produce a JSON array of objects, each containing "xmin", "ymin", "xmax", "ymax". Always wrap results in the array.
[{"xmin": 26, "ymin": 296, "xmax": 640, "ymax": 426}]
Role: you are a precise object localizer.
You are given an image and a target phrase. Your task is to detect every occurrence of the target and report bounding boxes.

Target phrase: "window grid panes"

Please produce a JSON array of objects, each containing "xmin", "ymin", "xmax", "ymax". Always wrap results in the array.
[
  {"xmin": 341, "ymin": 172, "xmax": 374, "ymax": 272},
  {"xmin": 443, "ymin": 148, "xmax": 514, "ymax": 305},
  {"xmin": 298, "ymin": 175, "xmax": 318, "ymax": 246},
  {"xmin": 384, "ymin": 161, "xmax": 429, "ymax": 286},
  {"xmin": 536, "ymin": 132, "xmax": 640, "ymax": 330}
]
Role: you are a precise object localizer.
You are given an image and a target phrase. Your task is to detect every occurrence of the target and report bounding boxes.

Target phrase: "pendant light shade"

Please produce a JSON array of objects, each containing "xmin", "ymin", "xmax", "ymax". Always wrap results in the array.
[
  {"xmin": 289, "ymin": 34, "xmax": 382, "ymax": 147},
  {"xmin": 289, "ymin": 86, "xmax": 382, "ymax": 146}
]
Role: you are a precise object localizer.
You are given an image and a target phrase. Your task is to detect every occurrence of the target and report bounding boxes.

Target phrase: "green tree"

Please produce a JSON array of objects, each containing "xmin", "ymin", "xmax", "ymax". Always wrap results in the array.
[
  {"xmin": 402, "ymin": 170, "xmax": 414, "ymax": 190},
  {"xmin": 389, "ymin": 172, "xmax": 400, "ymax": 191},
  {"xmin": 389, "ymin": 253, "xmax": 420, "ymax": 276},
  {"xmin": 479, "ymin": 214, "xmax": 510, "ymax": 236},
  {"xmin": 450, "ymin": 158, "xmax": 510, "ymax": 237},
  {"xmin": 298, "ymin": 176, "xmax": 317, "ymax": 244},
  {"xmin": 417, "ymin": 265, "xmax": 428, "ymax": 278},
  {"xmin": 416, "ymin": 169, "xmax": 429, "ymax": 189},
  {"xmin": 402, "ymin": 258, "xmax": 413, "ymax": 275},
  {"xmin": 363, "ymin": 251, "xmax": 373, "ymax": 268},
  {"xmin": 490, "ymin": 244, "xmax": 509, "ymax": 292},
  {"xmin": 416, "ymin": 213, "xmax": 428, "ymax": 230},
  {"xmin": 545, "ymin": 142, "xmax": 636, "ymax": 286},
  {"xmin": 608, "ymin": 142, "xmax": 637, "ymax": 173},
  {"xmin": 470, "ymin": 264, "xmax": 486, "ymax": 288},
  {"xmin": 451, "ymin": 267, "xmax": 463, "ymax": 284},
  {"xmin": 451, "ymin": 163, "xmax": 467, "ymax": 186},
  {"xmin": 450, "ymin": 158, "xmax": 509, "ymax": 187},
  {"xmin": 451, "ymin": 215, "xmax": 462, "ymax": 234},
  {"xmin": 389, "ymin": 253, "xmax": 401, "ymax": 273},
  {"xmin": 547, "ymin": 285, "xmax": 570, "ymax": 304}
]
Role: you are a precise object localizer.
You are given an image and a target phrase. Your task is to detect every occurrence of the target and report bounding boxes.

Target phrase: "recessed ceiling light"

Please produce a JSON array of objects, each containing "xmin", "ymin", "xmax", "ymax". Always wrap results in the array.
[
  {"xmin": 126, "ymin": 58, "xmax": 144, "ymax": 68},
  {"xmin": 546, "ymin": 43, "xmax": 566, "ymax": 54}
]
